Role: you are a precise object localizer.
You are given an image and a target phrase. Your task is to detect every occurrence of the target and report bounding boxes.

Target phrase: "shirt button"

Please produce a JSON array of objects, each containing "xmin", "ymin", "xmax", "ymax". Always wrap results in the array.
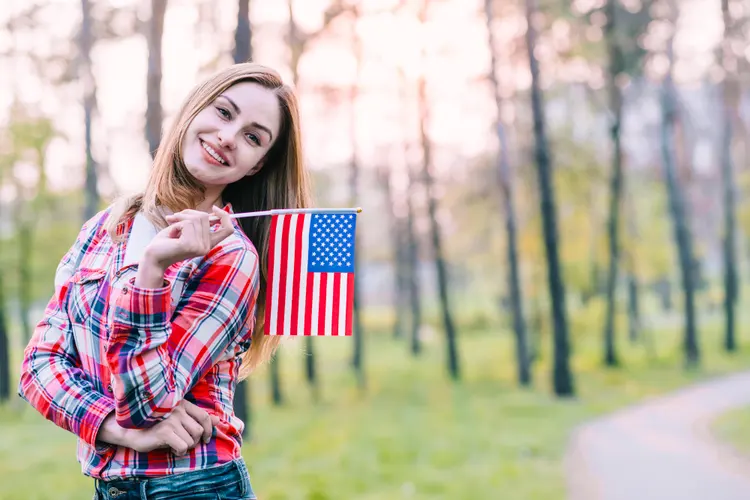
[
  {"xmin": 107, "ymin": 384, "xmax": 113, "ymax": 393},
  {"xmin": 121, "ymin": 287, "xmax": 128, "ymax": 295}
]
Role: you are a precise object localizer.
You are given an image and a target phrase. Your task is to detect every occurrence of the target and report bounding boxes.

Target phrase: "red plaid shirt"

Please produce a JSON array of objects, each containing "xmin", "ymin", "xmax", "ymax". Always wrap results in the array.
[{"xmin": 18, "ymin": 205, "xmax": 259, "ymax": 479}]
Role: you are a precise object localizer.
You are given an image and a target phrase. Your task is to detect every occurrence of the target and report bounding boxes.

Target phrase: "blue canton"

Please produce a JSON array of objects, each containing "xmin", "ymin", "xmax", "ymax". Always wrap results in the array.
[{"xmin": 308, "ymin": 213, "xmax": 357, "ymax": 273}]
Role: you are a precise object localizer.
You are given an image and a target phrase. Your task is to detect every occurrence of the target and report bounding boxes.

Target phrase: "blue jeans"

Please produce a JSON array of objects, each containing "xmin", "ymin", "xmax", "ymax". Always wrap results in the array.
[{"xmin": 93, "ymin": 458, "xmax": 256, "ymax": 500}]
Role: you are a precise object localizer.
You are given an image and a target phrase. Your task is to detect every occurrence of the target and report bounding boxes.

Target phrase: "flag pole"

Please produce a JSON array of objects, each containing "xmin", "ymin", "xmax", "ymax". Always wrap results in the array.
[{"xmin": 228, "ymin": 207, "xmax": 362, "ymax": 220}]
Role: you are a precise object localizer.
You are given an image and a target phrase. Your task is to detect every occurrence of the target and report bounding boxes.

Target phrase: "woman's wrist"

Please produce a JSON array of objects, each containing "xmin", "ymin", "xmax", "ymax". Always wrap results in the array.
[
  {"xmin": 96, "ymin": 412, "xmax": 130, "ymax": 448},
  {"xmin": 135, "ymin": 256, "xmax": 167, "ymax": 289}
]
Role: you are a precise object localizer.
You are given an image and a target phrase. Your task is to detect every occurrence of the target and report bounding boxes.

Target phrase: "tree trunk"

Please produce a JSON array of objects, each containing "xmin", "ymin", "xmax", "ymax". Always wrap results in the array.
[
  {"xmin": 349, "ymin": 18, "xmax": 365, "ymax": 389},
  {"xmin": 484, "ymin": 0, "xmax": 530, "ymax": 387},
  {"xmin": 18, "ymin": 218, "xmax": 32, "ymax": 343},
  {"xmin": 0, "ymin": 269, "xmax": 9, "ymax": 402},
  {"xmin": 287, "ymin": 0, "xmax": 318, "ymax": 399},
  {"xmin": 721, "ymin": 0, "xmax": 738, "ymax": 352},
  {"xmin": 524, "ymin": 0, "xmax": 575, "ymax": 397},
  {"xmin": 602, "ymin": 0, "xmax": 624, "ymax": 367},
  {"xmin": 233, "ymin": 0, "xmax": 252, "ymax": 63},
  {"xmin": 270, "ymin": 354, "xmax": 283, "ymax": 405},
  {"xmin": 660, "ymin": 2, "xmax": 700, "ymax": 368},
  {"xmin": 81, "ymin": 0, "xmax": 99, "ymax": 221},
  {"xmin": 232, "ymin": 0, "xmax": 252, "ymax": 431},
  {"xmin": 625, "ymin": 187, "xmax": 641, "ymax": 343},
  {"xmin": 146, "ymin": 0, "xmax": 167, "ymax": 158},
  {"xmin": 399, "ymin": 70, "xmax": 423, "ymax": 356},
  {"xmin": 418, "ymin": 0, "xmax": 459, "ymax": 380},
  {"xmin": 379, "ymin": 169, "xmax": 407, "ymax": 340}
]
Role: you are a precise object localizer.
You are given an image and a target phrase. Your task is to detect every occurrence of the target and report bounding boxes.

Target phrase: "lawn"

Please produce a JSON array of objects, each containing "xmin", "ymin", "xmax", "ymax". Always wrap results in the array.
[
  {"xmin": 712, "ymin": 406, "xmax": 750, "ymax": 457},
  {"xmin": 3, "ymin": 305, "xmax": 750, "ymax": 500}
]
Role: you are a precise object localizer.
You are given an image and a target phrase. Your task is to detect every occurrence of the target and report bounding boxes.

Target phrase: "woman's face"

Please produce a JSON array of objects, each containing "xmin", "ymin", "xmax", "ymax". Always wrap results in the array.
[{"xmin": 182, "ymin": 81, "xmax": 282, "ymax": 194}]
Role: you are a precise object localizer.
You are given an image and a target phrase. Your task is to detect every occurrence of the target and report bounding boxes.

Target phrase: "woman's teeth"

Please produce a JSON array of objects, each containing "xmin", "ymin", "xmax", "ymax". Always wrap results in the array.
[{"xmin": 202, "ymin": 141, "xmax": 228, "ymax": 165}]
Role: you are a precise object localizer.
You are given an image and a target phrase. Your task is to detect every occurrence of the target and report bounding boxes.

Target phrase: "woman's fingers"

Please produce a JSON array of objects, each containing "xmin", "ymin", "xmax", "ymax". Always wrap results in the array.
[
  {"xmin": 181, "ymin": 400, "xmax": 214, "ymax": 444},
  {"xmin": 166, "ymin": 429, "xmax": 191, "ymax": 456},
  {"xmin": 209, "ymin": 205, "xmax": 234, "ymax": 247}
]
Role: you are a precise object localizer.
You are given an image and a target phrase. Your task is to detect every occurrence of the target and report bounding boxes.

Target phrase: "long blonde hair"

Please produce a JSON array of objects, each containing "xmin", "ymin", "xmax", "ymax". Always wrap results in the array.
[{"xmin": 105, "ymin": 63, "xmax": 311, "ymax": 379}]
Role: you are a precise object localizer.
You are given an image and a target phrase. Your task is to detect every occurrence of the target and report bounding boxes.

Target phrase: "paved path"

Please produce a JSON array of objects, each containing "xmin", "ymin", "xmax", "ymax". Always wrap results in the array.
[{"xmin": 565, "ymin": 371, "xmax": 750, "ymax": 500}]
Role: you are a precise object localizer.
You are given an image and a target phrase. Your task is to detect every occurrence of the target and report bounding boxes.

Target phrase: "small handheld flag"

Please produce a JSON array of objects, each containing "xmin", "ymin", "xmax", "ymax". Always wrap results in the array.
[{"xmin": 262, "ymin": 208, "xmax": 359, "ymax": 336}]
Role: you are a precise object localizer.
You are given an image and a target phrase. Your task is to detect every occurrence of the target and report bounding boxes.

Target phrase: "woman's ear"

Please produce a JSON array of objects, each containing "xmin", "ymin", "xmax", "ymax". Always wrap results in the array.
[{"xmin": 247, "ymin": 159, "xmax": 264, "ymax": 177}]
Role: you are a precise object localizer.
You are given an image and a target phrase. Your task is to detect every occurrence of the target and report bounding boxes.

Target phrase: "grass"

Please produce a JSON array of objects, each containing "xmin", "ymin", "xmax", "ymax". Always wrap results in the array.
[
  {"xmin": 712, "ymin": 406, "xmax": 750, "ymax": 457},
  {"xmin": 2, "ymin": 304, "xmax": 750, "ymax": 500}
]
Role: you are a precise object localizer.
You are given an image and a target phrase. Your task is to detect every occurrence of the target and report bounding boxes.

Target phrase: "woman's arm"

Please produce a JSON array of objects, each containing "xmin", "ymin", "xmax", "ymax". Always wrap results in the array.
[
  {"xmin": 106, "ymin": 243, "xmax": 258, "ymax": 428},
  {"xmin": 18, "ymin": 211, "xmax": 117, "ymax": 451}
]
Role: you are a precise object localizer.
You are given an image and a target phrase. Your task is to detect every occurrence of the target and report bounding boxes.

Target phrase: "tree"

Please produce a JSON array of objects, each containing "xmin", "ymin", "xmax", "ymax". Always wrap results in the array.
[
  {"xmin": 524, "ymin": 0, "xmax": 574, "ymax": 396},
  {"xmin": 81, "ymin": 0, "xmax": 99, "ymax": 221},
  {"xmin": 398, "ymin": 68, "xmax": 423, "ymax": 357},
  {"xmin": 602, "ymin": 0, "xmax": 625, "ymax": 367},
  {"xmin": 418, "ymin": 0, "xmax": 460, "ymax": 380},
  {"xmin": 347, "ymin": 5, "xmax": 365, "ymax": 389},
  {"xmin": 659, "ymin": 0, "xmax": 699, "ymax": 368},
  {"xmin": 232, "ymin": 0, "xmax": 252, "ymax": 435},
  {"xmin": 145, "ymin": 0, "xmax": 168, "ymax": 158},
  {"xmin": 483, "ymin": 0, "xmax": 530, "ymax": 386},
  {"xmin": 720, "ymin": 0, "xmax": 739, "ymax": 352}
]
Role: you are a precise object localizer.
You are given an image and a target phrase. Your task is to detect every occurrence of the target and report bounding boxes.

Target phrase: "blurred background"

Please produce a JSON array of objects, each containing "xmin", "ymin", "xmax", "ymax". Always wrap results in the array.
[{"xmin": 2, "ymin": 0, "xmax": 750, "ymax": 498}]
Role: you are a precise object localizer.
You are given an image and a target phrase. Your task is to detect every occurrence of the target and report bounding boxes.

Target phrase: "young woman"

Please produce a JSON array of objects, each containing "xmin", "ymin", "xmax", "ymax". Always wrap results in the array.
[{"xmin": 19, "ymin": 62, "xmax": 310, "ymax": 499}]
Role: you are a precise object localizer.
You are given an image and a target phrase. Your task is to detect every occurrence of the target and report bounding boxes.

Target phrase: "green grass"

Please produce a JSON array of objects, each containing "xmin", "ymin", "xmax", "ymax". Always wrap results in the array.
[
  {"xmin": 3, "ymin": 306, "xmax": 750, "ymax": 500},
  {"xmin": 712, "ymin": 406, "xmax": 750, "ymax": 457}
]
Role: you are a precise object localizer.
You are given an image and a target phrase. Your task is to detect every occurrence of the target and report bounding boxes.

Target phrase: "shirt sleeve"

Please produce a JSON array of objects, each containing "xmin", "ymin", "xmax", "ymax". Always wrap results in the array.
[
  {"xmin": 107, "ymin": 244, "xmax": 259, "ymax": 429},
  {"xmin": 18, "ymin": 211, "xmax": 117, "ymax": 451}
]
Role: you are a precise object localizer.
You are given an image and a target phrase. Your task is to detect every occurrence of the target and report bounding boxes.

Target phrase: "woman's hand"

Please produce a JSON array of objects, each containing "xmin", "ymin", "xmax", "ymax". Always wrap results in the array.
[
  {"xmin": 128, "ymin": 400, "xmax": 221, "ymax": 456},
  {"xmin": 136, "ymin": 206, "xmax": 234, "ymax": 287},
  {"xmin": 97, "ymin": 400, "xmax": 220, "ymax": 455}
]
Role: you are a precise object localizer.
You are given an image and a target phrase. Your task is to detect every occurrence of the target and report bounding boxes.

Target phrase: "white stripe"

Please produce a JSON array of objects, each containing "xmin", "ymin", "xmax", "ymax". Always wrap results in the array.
[
  {"xmin": 269, "ymin": 215, "xmax": 284, "ymax": 336},
  {"xmin": 283, "ymin": 214, "xmax": 297, "ymax": 336},
  {"xmin": 324, "ymin": 272, "xmax": 334, "ymax": 336},
  {"xmin": 297, "ymin": 215, "xmax": 310, "ymax": 336},
  {"xmin": 310, "ymin": 273, "xmax": 321, "ymax": 336},
  {"xmin": 338, "ymin": 274, "xmax": 348, "ymax": 336}
]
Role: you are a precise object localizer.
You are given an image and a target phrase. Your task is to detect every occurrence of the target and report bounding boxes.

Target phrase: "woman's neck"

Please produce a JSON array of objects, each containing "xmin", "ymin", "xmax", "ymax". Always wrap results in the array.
[{"xmin": 195, "ymin": 191, "xmax": 224, "ymax": 213}]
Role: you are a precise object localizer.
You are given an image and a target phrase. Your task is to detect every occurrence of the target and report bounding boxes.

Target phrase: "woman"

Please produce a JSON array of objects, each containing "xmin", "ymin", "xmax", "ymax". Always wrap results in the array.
[{"xmin": 18, "ymin": 63, "xmax": 310, "ymax": 499}]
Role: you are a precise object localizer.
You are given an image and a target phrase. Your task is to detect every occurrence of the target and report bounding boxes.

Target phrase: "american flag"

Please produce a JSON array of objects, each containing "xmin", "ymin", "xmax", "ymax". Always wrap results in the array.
[{"xmin": 264, "ymin": 211, "xmax": 357, "ymax": 336}]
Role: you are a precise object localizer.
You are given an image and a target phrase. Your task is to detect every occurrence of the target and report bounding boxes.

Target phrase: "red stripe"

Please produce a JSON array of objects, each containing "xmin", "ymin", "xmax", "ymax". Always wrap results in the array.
[
  {"xmin": 331, "ymin": 273, "xmax": 341, "ymax": 336},
  {"xmin": 345, "ymin": 273, "xmax": 354, "ymax": 336},
  {"xmin": 289, "ymin": 215, "xmax": 305, "ymax": 336},
  {"xmin": 304, "ymin": 273, "xmax": 314, "ymax": 336},
  {"xmin": 317, "ymin": 273, "xmax": 327, "ymax": 336},
  {"xmin": 264, "ymin": 215, "xmax": 279, "ymax": 335},
  {"xmin": 276, "ymin": 215, "xmax": 292, "ymax": 335}
]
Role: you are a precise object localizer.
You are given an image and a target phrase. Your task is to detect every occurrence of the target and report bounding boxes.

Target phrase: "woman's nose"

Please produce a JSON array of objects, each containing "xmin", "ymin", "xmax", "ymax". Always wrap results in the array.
[{"xmin": 217, "ymin": 131, "xmax": 235, "ymax": 150}]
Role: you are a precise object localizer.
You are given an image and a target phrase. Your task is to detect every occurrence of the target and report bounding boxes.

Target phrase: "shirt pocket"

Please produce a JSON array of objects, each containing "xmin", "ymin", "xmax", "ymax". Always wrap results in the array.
[{"xmin": 66, "ymin": 268, "xmax": 108, "ymax": 334}]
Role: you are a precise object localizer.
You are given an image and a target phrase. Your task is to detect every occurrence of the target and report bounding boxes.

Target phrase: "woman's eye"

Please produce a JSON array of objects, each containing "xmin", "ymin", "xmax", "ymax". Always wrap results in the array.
[
  {"xmin": 217, "ymin": 107, "xmax": 231, "ymax": 119},
  {"xmin": 246, "ymin": 133, "xmax": 260, "ymax": 146}
]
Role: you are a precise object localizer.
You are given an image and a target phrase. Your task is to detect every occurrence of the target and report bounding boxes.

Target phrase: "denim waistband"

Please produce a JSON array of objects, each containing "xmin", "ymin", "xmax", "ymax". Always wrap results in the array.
[{"xmin": 94, "ymin": 458, "xmax": 254, "ymax": 500}]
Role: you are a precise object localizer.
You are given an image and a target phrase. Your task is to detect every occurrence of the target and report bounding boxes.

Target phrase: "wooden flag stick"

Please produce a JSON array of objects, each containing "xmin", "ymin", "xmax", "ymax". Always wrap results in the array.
[{"xmin": 228, "ymin": 207, "xmax": 362, "ymax": 220}]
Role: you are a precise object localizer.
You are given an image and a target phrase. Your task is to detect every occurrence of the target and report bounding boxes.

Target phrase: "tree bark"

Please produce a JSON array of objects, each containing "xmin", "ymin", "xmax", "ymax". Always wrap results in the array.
[
  {"xmin": 418, "ymin": 0, "xmax": 459, "ymax": 380},
  {"xmin": 233, "ymin": 0, "xmax": 252, "ymax": 64},
  {"xmin": 81, "ymin": 0, "xmax": 99, "ymax": 221},
  {"xmin": 660, "ymin": 1, "xmax": 700, "ymax": 368},
  {"xmin": 721, "ymin": 0, "xmax": 738, "ymax": 352},
  {"xmin": 484, "ymin": 0, "xmax": 531, "ymax": 386},
  {"xmin": 602, "ymin": 0, "xmax": 624, "ymax": 367},
  {"xmin": 524, "ymin": 0, "xmax": 574, "ymax": 396},
  {"xmin": 0, "ymin": 268, "xmax": 9, "ymax": 402},
  {"xmin": 145, "ymin": 0, "xmax": 167, "ymax": 159},
  {"xmin": 348, "ymin": 12, "xmax": 365, "ymax": 389},
  {"xmin": 232, "ymin": 0, "xmax": 252, "ymax": 431}
]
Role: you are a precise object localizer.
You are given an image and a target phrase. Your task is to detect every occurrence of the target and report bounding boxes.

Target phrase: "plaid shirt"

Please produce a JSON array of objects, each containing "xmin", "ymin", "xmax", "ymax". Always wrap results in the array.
[{"xmin": 18, "ymin": 205, "xmax": 259, "ymax": 479}]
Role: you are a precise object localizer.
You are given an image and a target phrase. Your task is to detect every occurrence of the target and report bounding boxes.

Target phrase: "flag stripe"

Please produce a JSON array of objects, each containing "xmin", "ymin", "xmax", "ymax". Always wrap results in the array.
[
  {"xmin": 338, "ymin": 272, "xmax": 347, "ymax": 337},
  {"xmin": 331, "ymin": 273, "xmax": 341, "ymax": 336},
  {"xmin": 318, "ymin": 274, "xmax": 328, "ymax": 336},
  {"xmin": 265, "ymin": 214, "xmax": 280, "ymax": 335},
  {"xmin": 345, "ymin": 273, "xmax": 354, "ymax": 336},
  {"xmin": 298, "ymin": 216, "xmax": 311, "ymax": 336},
  {"xmin": 310, "ymin": 272, "xmax": 320, "ymax": 336},
  {"xmin": 324, "ymin": 273, "xmax": 334, "ymax": 336},
  {"xmin": 276, "ymin": 215, "xmax": 292, "ymax": 335}
]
